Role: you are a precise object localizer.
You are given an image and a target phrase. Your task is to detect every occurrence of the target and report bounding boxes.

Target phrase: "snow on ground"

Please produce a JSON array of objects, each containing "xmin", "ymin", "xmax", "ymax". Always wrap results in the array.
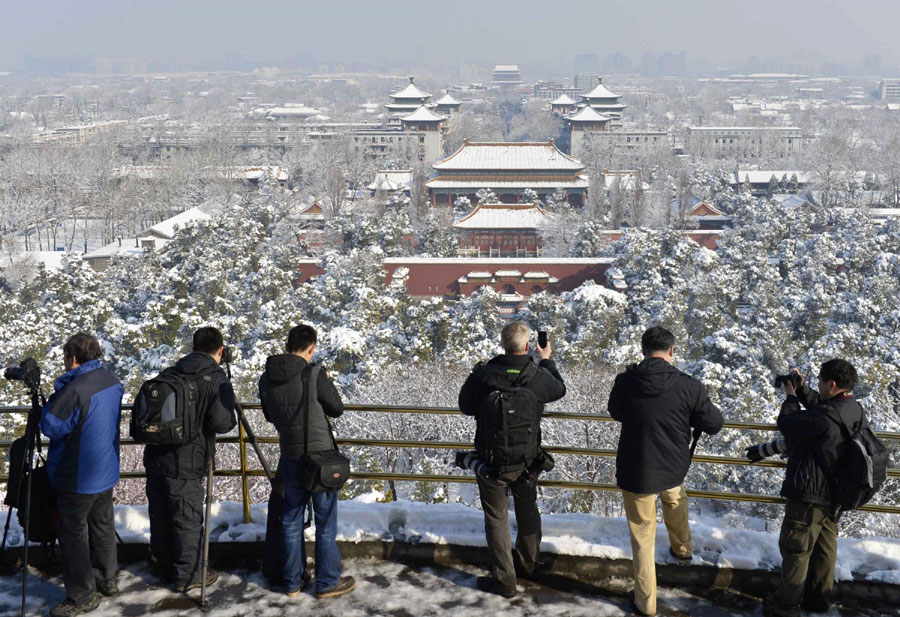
[{"xmin": 4, "ymin": 494, "xmax": 900, "ymax": 587}]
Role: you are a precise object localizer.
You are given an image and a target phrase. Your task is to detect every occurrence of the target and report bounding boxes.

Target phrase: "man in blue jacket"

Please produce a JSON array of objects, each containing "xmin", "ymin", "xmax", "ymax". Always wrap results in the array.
[{"xmin": 40, "ymin": 333, "xmax": 124, "ymax": 617}]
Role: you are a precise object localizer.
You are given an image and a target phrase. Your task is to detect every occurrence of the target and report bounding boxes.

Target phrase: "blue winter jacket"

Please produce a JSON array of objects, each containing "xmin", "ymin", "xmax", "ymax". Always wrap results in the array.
[{"xmin": 39, "ymin": 360, "xmax": 124, "ymax": 494}]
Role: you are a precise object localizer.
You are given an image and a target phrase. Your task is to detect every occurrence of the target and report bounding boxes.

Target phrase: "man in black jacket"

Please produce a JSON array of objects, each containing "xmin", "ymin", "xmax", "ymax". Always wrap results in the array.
[
  {"xmin": 763, "ymin": 359, "xmax": 864, "ymax": 617},
  {"xmin": 144, "ymin": 327, "xmax": 237, "ymax": 592},
  {"xmin": 608, "ymin": 326, "xmax": 723, "ymax": 616},
  {"xmin": 258, "ymin": 324, "xmax": 354, "ymax": 599},
  {"xmin": 458, "ymin": 321, "xmax": 566, "ymax": 599}
]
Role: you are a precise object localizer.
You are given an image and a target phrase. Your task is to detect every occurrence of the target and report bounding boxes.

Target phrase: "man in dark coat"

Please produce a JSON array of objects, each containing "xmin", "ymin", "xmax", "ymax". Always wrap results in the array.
[
  {"xmin": 144, "ymin": 327, "xmax": 236, "ymax": 591},
  {"xmin": 608, "ymin": 326, "xmax": 723, "ymax": 616},
  {"xmin": 40, "ymin": 333, "xmax": 124, "ymax": 617},
  {"xmin": 458, "ymin": 321, "xmax": 566, "ymax": 599},
  {"xmin": 258, "ymin": 324, "xmax": 354, "ymax": 599},
  {"xmin": 763, "ymin": 359, "xmax": 865, "ymax": 617}
]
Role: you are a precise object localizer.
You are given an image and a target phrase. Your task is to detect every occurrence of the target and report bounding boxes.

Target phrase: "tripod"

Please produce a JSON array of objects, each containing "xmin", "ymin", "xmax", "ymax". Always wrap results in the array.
[
  {"xmin": 1, "ymin": 362, "xmax": 45, "ymax": 617},
  {"xmin": 199, "ymin": 358, "xmax": 275, "ymax": 610}
]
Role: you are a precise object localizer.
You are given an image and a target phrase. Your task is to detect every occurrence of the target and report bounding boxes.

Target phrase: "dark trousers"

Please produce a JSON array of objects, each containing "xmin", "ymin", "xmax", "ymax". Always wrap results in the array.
[
  {"xmin": 55, "ymin": 489, "xmax": 117, "ymax": 604},
  {"xmin": 477, "ymin": 468, "xmax": 541, "ymax": 590},
  {"xmin": 765, "ymin": 499, "xmax": 840, "ymax": 617},
  {"xmin": 146, "ymin": 474, "xmax": 204, "ymax": 587}
]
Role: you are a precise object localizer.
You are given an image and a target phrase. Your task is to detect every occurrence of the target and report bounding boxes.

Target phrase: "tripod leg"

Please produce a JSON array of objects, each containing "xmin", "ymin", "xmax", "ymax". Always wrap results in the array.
[
  {"xmin": 199, "ymin": 456, "xmax": 214, "ymax": 610},
  {"xmin": 1, "ymin": 505, "xmax": 12, "ymax": 554},
  {"xmin": 21, "ymin": 462, "xmax": 33, "ymax": 617},
  {"xmin": 235, "ymin": 404, "xmax": 274, "ymax": 483}
]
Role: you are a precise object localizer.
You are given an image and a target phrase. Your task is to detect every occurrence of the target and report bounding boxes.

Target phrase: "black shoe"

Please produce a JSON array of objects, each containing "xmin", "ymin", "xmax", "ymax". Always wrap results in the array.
[
  {"xmin": 315, "ymin": 576, "xmax": 356, "ymax": 599},
  {"xmin": 801, "ymin": 599, "xmax": 832, "ymax": 613},
  {"xmin": 476, "ymin": 576, "xmax": 517, "ymax": 599},
  {"xmin": 97, "ymin": 578, "xmax": 119, "ymax": 597},
  {"xmin": 49, "ymin": 593, "xmax": 102, "ymax": 617},
  {"xmin": 627, "ymin": 590, "xmax": 654, "ymax": 616},
  {"xmin": 174, "ymin": 568, "xmax": 219, "ymax": 592},
  {"xmin": 668, "ymin": 547, "xmax": 693, "ymax": 565},
  {"xmin": 512, "ymin": 552, "xmax": 548, "ymax": 580}
]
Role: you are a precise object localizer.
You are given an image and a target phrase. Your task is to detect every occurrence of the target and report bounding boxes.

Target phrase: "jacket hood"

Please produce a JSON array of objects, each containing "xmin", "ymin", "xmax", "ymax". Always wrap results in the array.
[
  {"xmin": 175, "ymin": 352, "xmax": 221, "ymax": 375},
  {"xmin": 625, "ymin": 357, "xmax": 680, "ymax": 397},
  {"xmin": 54, "ymin": 359, "xmax": 102, "ymax": 391},
  {"xmin": 264, "ymin": 354, "xmax": 307, "ymax": 384}
]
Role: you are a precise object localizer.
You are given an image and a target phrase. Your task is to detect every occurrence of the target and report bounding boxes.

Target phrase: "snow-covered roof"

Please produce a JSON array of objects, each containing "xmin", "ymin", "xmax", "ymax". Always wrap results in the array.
[
  {"xmin": 368, "ymin": 169, "xmax": 413, "ymax": 192},
  {"xmin": 137, "ymin": 207, "xmax": 210, "ymax": 240},
  {"xmin": 262, "ymin": 106, "xmax": 321, "ymax": 117},
  {"xmin": 426, "ymin": 177, "xmax": 589, "ymax": 190},
  {"xmin": 433, "ymin": 141, "xmax": 584, "ymax": 172},
  {"xmin": 390, "ymin": 77, "xmax": 431, "ymax": 100},
  {"xmin": 467, "ymin": 271, "xmax": 492, "ymax": 278},
  {"xmin": 383, "ymin": 257, "xmax": 616, "ymax": 265},
  {"xmin": 494, "ymin": 269, "xmax": 522, "ymax": 277},
  {"xmin": 523, "ymin": 271, "xmax": 550, "ymax": 278},
  {"xmin": 566, "ymin": 106, "xmax": 611, "ymax": 123},
  {"xmin": 401, "ymin": 106, "xmax": 445, "ymax": 123},
  {"xmin": 453, "ymin": 203, "xmax": 549, "ymax": 230},
  {"xmin": 84, "ymin": 239, "xmax": 144, "ymax": 260},
  {"xmin": 777, "ymin": 194, "xmax": 816, "ymax": 209},
  {"xmin": 434, "ymin": 94, "xmax": 461, "ymax": 106},
  {"xmin": 551, "ymin": 94, "xmax": 576, "ymax": 105},
  {"xmin": 733, "ymin": 170, "xmax": 813, "ymax": 185},
  {"xmin": 581, "ymin": 78, "xmax": 620, "ymax": 100},
  {"xmin": 493, "ymin": 65, "xmax": 520, "ymax": 71}
]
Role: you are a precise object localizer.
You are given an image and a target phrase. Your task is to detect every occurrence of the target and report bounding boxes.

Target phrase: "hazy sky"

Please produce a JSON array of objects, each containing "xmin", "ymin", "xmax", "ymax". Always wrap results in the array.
[{"xmin": 0, "ymin": 0, "xmax": 896, "ymax": 72}]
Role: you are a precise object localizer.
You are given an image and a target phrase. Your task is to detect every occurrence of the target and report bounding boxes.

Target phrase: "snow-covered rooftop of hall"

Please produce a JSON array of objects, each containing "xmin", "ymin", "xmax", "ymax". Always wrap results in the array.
[
  {"xmin": 688, "ymin": 126, "xmax": 802, "ymax": 131},
  {"xmin": 434, "ymin": 94, "xmax": 461, "ymax": 106},
  {"xmin": 382, "ymin": 257, "xmax": 616, "ymax": 264},
  {"xmin": 433, "ymin": 140, "xmax": 584, "ymax": 171},
  {"xmin": 581, "ymin": 78, "xmax": 620, "ymax": 100},
  {"xmin": 137, "ymin": 206, "xmax": 210, "ymax": 239},
  {"xmin": 426, "ymin": 177, "xmax": 588, "ymax": 189},
  {"xmin": 493, "ymin": 65, "xmax": 520, "ymax": 71},
  {"xmin": 453, "ymin": 202, "xmax": 549, "ymax": 230},
  {"xmin": 368, "ymin": 169, "xmax": 412, "ymax": 192},
  {"xmin": 390, "ymin": 77, "xmax": 432, "ymax": 100},
  {"xmin": 401, "ymin": 106, "xmax": 446, "ymax": 122},
  {"xmin": 551, "ymin": 93, "xmax": 576, "ymax": 105},
  {"xmin": 566, "ymin": 106, "xmax": 611, "ymax": 123}
]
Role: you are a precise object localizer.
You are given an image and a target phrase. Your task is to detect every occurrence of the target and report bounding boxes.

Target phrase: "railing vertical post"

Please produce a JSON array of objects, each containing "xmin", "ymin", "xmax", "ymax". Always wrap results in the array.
[{"xmin": 238, "ymin": 420, "xmax": 251, "ymax": 524}]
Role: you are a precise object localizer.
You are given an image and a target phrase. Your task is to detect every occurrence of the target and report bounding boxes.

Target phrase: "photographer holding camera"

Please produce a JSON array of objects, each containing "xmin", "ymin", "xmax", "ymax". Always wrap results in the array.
[
  {"xmin": 39, "ymin": 333, "xmax": 123, "ymax": 617},
  {"xmin": 142, "ymin": 327, "xmax": 236, "ymax": 592},
  {"xmin": 458, "ymin": 322, "xmax": 566, "ymax": 598},
  {"xmin": 763, "ymin": 360, "xmax": 865, "ymax": 617}
]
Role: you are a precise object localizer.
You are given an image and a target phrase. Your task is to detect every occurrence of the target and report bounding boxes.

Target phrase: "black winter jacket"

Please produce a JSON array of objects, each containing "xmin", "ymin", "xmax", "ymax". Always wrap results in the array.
[
  {"xmin": 258, "ymin": 354, "xmax": 344, "ymax": 461},
  {"xmin": 778, "ymin": 385, "xmax": 865, "ymax": 506},
  {"xmin": 143, "ymin": 352, "xmax": 237, "ymax": 479},
  {"xmin": 608, "ymin": 358, "xmax": 724, "ymax": 494},
  {"xmin": 458, "ymin": 354, "xmax": 566, "ymax": 466}
]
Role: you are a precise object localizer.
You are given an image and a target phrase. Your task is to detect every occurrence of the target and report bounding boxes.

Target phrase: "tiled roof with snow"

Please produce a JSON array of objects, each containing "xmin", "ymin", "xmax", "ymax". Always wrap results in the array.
[
  {"xmin": 453, "ymin": 203, "xmax": 549, "ymax": 230},
  {"xmin": 391, "ymin": 77, "xmax": 431, "ymax": 100},
  {"xmin": 434, "ymin": 94, "xmax": 461, "ymax": 106},
  {"xmin": 368, "ymin": 169, "xmax": 413, "ymax": 192},
  {"xmin": 138, "ymin": 207, "xmax": 210, "ymax": 239},
  {"xmin": 433, "ymin": 141, "xmax": 584, "ymax": 172},
  {"xmin": 567, "ymin": 106, "xmax": 611, "ymax": 123},
  {"xmin": 401, "ymin": 106, "xmax": 446, "ymax": 122},
  {"xmin": 581, "ymin": 78, "xmax": 620, "ymax": 100},
  {"xmin": 551, "ymin": 94, "xmax": 576, "ymax": 105}
]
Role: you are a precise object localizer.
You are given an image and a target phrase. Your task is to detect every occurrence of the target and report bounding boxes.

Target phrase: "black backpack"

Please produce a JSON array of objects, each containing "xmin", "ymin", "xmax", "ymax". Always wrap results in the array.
[
  {"xmin": 5, "ymin": 437, "xmax": 56, "ymax": 545},
  {"xmin": 130, "ymin": 367, "xmax": 216, "ymax": 446},
  {"xmin": 475, "ymin": 361, "xmax": 541, "ymax": 470},
  {"xmin": 832, "ymin": 406, "xmax": 889, "ymax": 510}
]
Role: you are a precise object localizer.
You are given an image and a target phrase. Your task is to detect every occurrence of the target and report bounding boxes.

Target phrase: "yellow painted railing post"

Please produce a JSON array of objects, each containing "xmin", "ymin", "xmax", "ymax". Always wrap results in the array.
[{"xmin": 238, "ymin": 420, "xmax": 251, "ymax": 524}]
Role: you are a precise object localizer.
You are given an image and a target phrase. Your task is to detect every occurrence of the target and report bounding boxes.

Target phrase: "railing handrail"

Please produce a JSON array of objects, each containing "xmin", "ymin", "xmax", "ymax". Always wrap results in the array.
[{"xmin": 1, "ymin": 403, "xmax": 899, "ymax": 517}]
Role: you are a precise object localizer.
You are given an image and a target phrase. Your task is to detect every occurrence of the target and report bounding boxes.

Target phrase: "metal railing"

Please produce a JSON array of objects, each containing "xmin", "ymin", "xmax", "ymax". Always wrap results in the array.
[{"xmin": 2, "ymin": 403, "xmax": 899, "ymax": 524}]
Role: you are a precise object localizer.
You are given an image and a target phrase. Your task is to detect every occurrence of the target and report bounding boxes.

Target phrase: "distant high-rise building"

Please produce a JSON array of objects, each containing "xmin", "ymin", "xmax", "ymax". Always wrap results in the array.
[
  {"xmin": 574, "ymin": 53, "xmax": 600, "ymax": 74},
  {"xmin": 603, "ymin": 52, "xmax": 632, "ymax": 73},
  {"xmin": 93, "ymin": 58, "xmax": 147, "ymax": 75},
  {"xmin": 657, "ymin": 52, "xmax": 686, "ymax": 76},
  {"xmin": 864, "ymin": 54, "xmax": 883, "ymax": 75},
  {"xmin": 879, "ymin": 79, "xmax": 900, "ymax": 101},
  {"xmin": 574, "ymin": 72, "xmax": 600, "ymax": 91}
]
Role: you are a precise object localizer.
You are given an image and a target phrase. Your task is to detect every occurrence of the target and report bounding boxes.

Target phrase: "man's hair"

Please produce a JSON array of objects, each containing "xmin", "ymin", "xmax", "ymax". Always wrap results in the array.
[
  {"xmin": 193, "ymin": 327, "xmax": 225, "ymax": 354},
  {"xmin": 287, "ymin": 324, "xmax": 317, "ymax": 353},
  {"xmin": 500, "ymin": 321, "xmax": 530, "ymax": 353},
  {"xmin": 820, "ymin": 359, "xmax": 858, "ymax": 390},
  {"xmin": 641, "ymin": 326, "xmax": 675, "ymax": 355},
  {"xmin": 63, "ymin": 333, "xmax": 102, "ymax": 365}
]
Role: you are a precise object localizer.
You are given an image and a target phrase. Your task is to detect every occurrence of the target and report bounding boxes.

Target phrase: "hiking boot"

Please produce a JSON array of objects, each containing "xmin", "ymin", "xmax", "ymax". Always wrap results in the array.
[
  {"xmin": 97, "ymin": 578, "xmax": 119, "ymax": 597},
  {"xmin": 49, "ymin": 593, "xmax": 102, "ymax": 617},
  {"xmin": 627, "ymin": 590, "xmax": 654, "ymax": 616},
  {"xmin": 476, "ymin": 576, "xmax": 517, "ymax": 598},
  {"xmin": 668, "ymin": 547, "xmax": 693, "ymax": 565},
  {"xmin": 315, "ymin": 576, "xmax": 356, "ymax": 599},
  {"xmin": 174, "ymin": 568, "xmax": 219, "ymax": 592}
]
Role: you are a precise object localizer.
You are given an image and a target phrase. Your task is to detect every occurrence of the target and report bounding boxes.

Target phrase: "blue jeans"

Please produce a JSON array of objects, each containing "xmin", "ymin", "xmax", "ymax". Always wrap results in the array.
[{"xmin": 279, "ymin": 457, "xmax": 342, "ymax": 592}]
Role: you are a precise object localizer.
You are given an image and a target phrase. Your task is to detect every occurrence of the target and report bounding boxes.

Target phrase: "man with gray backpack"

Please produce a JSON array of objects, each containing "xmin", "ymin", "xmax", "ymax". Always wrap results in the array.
[
  {"xmin": 458, "ymin": 321, "xmax": 566, "ymax": 598},
  {"xmin": 763, "ymin": 359, "xmax": 888, "ymax": 617},
  {"xmin": 132, "ymin": 327, "xmax": 236, "ymax": 592}
]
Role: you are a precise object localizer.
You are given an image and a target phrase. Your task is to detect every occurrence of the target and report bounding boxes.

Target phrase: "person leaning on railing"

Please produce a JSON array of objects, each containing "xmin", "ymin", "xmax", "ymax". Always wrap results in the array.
[{"xmin": 608, "ymin": 325, "xmax": 724, "ymax": 617}]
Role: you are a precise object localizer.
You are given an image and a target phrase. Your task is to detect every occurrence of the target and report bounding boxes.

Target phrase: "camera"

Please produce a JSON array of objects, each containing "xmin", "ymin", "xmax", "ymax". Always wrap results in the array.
[
  {"xmin": 3, "ymin": 358, "xmax": 41, "ymax": 389},
  {"xmin": 454, "ymin": 451, "xmax": 496, "ymax": 481},
  {"xmin": 774, "ymin": 373, "xmax": 802, "ymax": 389},
  {"xmin": 528, "ymin": 449, "xmax": 555, "ymax": 475},
  {"xmin": 221, "ymin": 346, "xmax": 234, "ymax": 365}
]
